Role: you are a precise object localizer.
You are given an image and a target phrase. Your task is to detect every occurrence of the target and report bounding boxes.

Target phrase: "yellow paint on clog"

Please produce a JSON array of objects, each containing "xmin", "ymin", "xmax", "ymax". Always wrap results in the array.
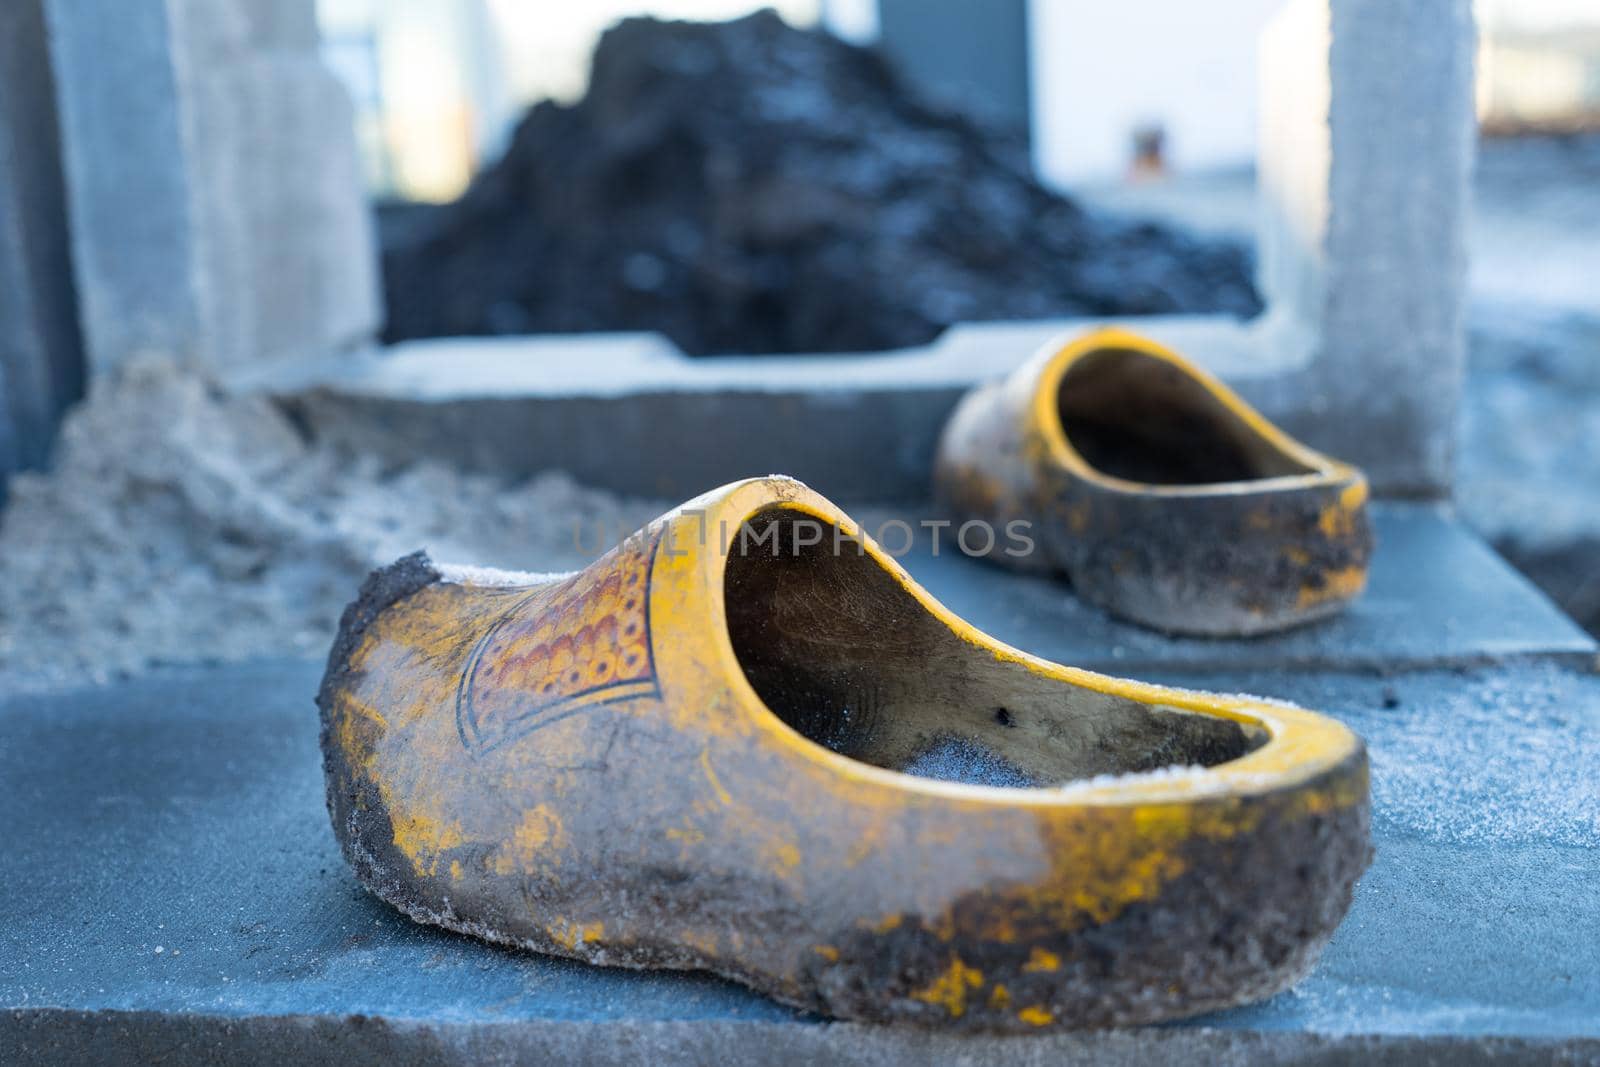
[
  {"xmin": 912, "ymin": 959, "xmax": 984, "ymax": 1018},
  {"xmin": 1022, "ymin": 946, "xmax": 1061, "ymax": 973}
]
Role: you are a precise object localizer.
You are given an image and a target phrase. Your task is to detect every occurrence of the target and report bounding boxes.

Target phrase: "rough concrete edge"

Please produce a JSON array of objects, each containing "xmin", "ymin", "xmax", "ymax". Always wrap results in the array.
[
  {"xmin": 251, "ymin": 315, "xmax": 1436, "ymax": 502},
  {"xmin": 234, "ymin": 316, "xmax": 1290, "ymax": 399},
  {"xmin": 3, "ymin": 1010, "xmax": 1596, "ymax": 1066}
]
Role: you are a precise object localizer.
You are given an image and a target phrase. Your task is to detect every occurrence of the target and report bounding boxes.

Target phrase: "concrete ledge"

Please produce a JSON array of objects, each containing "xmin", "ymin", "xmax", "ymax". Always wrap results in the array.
[
  {"xmin": 5, "ymin": 1012, "xmax": 1594, "ymax": 1066},
  {"xmin": 261, "ymin": 313, "xmax": 1440, "ymax": 504},
  {"xmin": 4, "ymin": 657, "xmax": 1597, "ymax": 1064},
  {"xmin": 899, "ymin": 503, "xmax": 1595, "ymax": 673}
]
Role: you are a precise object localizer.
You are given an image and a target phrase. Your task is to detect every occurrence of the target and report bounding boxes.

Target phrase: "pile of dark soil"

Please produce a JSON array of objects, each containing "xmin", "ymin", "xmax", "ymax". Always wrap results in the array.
[{"xmin": 381, "ymin": 11, "xmax": 1260, "ymax": 355}]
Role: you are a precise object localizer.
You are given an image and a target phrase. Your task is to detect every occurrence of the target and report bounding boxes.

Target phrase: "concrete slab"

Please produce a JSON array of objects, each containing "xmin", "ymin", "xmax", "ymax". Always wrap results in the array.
[
  {"xmin": 3, "ymin": 658, "xmax": 1597, "ymax": 1063},
  {"xmin": 894, "ymin": 503, "xmax": 1596, "ymax": 673},
  {"xmin": 262, "ymin": 317, "xmax": 1301, "ymax": 506},
  {"xmin": 261, "ymin": 311, "xmax": 1443, "ymax": 503}
]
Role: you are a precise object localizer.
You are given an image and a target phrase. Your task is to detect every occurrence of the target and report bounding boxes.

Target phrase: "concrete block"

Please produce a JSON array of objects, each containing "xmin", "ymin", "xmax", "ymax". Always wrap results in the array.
[
  {"xmin": 263, "ymin": 324, "xmax": 1230, "ymax": 503},
  {"xmin": 261, "ymin": 313, "xmax": 1394, "ymax": 503},
  {"xmin": 43, "ymin": 0, "xmax": 380, "ymax": 377},
  {"xmin": 0, "ymin": 0, "xmax": 85, "ymax": 485},
  {"xmin": 3, "ymin": 654, "xmax": 1598, "ymax": 1061},
  {"xmin": 1257, "ymin": 0, "xmax": 1477, "ymax": 494}
]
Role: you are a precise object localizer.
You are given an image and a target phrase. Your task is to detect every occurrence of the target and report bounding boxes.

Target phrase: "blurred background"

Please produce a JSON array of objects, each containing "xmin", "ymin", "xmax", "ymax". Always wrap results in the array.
[
  {"xmin": 307, "ymin": 0, "xmax": 1600, "ymax": 635},
  {"xmin": 313, "ymin": 0, "xmax": 1600, "ymax": 359},
  {"xmin": 317, "ymin": 0, "xmax": 1600, "ymax": 204}
]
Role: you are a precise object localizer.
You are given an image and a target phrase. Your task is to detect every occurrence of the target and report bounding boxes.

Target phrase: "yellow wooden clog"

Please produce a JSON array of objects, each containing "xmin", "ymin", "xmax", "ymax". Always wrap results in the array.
[
  {"xmin": 319, "ymin": 476, "xmax": 1369, "ymax": 1029},
  {"xmin": 935, "ymin": 327, "xmax": 1374, "ymax": 635}
]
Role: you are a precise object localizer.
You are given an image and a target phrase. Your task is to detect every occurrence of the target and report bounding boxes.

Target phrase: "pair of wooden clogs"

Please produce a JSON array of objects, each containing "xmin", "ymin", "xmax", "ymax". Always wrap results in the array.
[{"xmin": 317, "ymin": 329, "xmax": 1373, "ymax": 1030}]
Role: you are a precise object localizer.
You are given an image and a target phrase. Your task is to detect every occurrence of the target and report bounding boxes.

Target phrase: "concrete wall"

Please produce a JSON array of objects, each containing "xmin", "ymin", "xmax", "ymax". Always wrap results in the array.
[
  {"xmin": 1257, "ymin": 0, "xmax": 1476, "ymax": 494},
  {"xmin": 43, "ymin": 0, "xmax": 381, "ymax": 377},
  {"xmin": 0, "ymin": 0, "xmax": 85, "ymax": 487}
]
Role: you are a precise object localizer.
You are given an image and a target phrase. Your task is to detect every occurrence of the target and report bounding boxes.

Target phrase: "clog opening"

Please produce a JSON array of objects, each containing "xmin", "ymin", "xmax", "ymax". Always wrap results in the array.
[
  {"xmin": 1055, "ymin": 347, "xmax": 1316, "ymax": 485},
  {"xmin": 724, "ymin": 507, "xmax": 1266, "ymax": 788}
]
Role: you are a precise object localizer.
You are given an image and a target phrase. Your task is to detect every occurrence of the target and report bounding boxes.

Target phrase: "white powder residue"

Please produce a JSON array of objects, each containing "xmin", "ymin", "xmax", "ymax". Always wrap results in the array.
[{"xmin": 434, "ymin": 563, "xmax": 574, "ymax": 588}]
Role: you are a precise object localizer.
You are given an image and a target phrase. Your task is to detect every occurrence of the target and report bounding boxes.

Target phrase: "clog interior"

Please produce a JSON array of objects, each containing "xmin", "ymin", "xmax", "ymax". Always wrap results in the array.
[
  {"xmin": 725, "ymin": 508, "xmax": 1266, "ymax": 788},
  {"xmin": 1054, "ymin": 347, "xmax": 1317, "ymax": 485}
]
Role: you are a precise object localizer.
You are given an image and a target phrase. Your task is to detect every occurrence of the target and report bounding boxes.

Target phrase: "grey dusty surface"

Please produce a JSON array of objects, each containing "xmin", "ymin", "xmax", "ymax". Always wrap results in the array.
[
  {"xmin": 897, "ymin": 502, "xmax": 1594, "ymax": 673},
  {"xmin": 3, "ymin": 657, "xmax": 1598, "ymax": 1065}
]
